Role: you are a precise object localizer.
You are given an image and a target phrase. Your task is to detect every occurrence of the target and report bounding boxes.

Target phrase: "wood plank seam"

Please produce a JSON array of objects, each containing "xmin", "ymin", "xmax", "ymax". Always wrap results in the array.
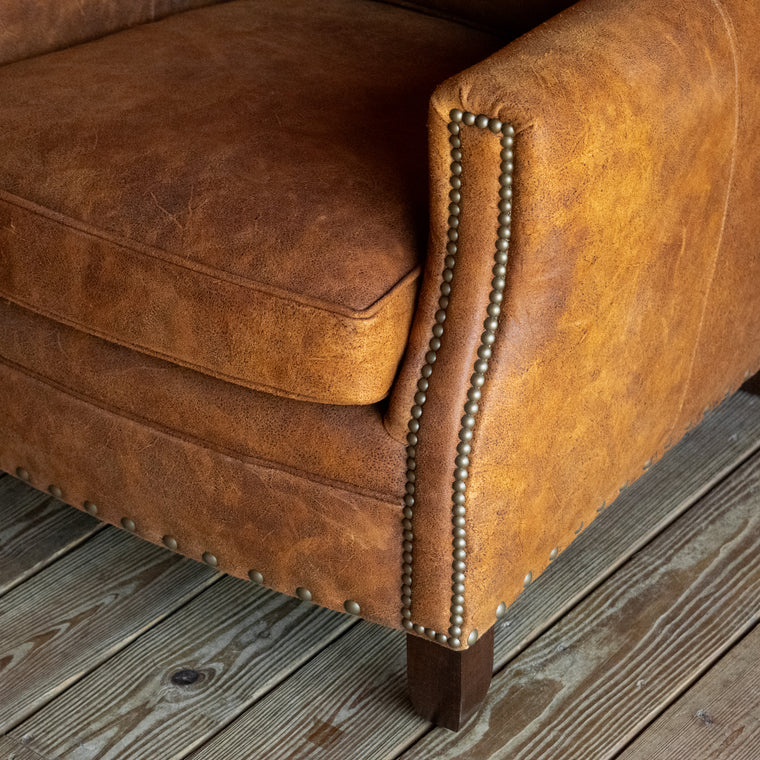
[
  {"xmin": 0, "ymin": 476, "xmax": 106, "ymax": 599},
  {"xmin": 171, "ymin": 618, "xmax": 362, "ymax": 760},
  {"xmin": 1, "ymin": 569, "xmax": 227, "ymax": 734},
  {"xmin": 493, "ymin": 421, "xmax": 760, "ymax": 672},
  {"xmin": 612, "ymin": 617, "xmax": 760, "ymax": 757},
  {"xmin": 617, "ymin": 620, "xmax": 760, "ymax": 759},
  {"xmin": 0, "ymin": 528, "xmax": 223, "ymax": 733},
  {"xmin": 399, "ymin": 397, "xmax": 760, "ymax": 756},
  {"xmin": 400, "ymin": 448, "xmax": 760, "ymax": 758},
  {"xmin": 0, "ymin": 520, "xmax": 107, "ymax": 600}
]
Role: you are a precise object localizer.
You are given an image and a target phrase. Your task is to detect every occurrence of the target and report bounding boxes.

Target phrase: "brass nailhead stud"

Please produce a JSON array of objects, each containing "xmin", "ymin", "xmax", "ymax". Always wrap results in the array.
[
  {"xmin": 202, "ymin": 552, "xmax": 218, "ymax": 567},
  {"xmin": 549, "ymin": 547, "xmax": 559, "ymax": 561},
  {"xmin": 84, "ymin": 501, "xmax": 98, "ymax": 516},
  {"xmin": 16, "ymin": 467, "xmax": 30, "ymax": 482},
  {"xmin": 248, "ymin": 570, "xmax": 264, "ymax": 584},
  {"xmin": 296, "ymin": 587, "xmax": 312, "ymax": 602},
  {"xmin": 523, "ymin": 571, "xmax": 533, "ymax": 587},
  {"xmin": 162, "ymin": 536, "xmax": 178, "ymax": 551},
  {"xmin": 121, "ymin": 517, "xmax": 136, "ymax": 532},
  {"xmin": 467, "ymin": 629, "xmax": 479, "ymax": 646},
  {"xmin": 344, "ymin": 600, "xmax": 361, "ymax": 616},
  {"xmin": 49, "ymin": 485, "xmax": 63, "ymax": 500},
  {"xmin": 496, "ymin": 601, "xmax": 507, "ymax": 618},
  {"xmin": 403, "ymin": 111, "xmax": 516, "ymax": 645}
]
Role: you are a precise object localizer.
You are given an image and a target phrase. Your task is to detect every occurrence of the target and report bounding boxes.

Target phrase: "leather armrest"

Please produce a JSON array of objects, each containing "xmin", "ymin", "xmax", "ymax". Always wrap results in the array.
[
  {"xmin": 0, "ymin": 0, "xmax": 226, "ymax": 66},
  {"xmin": 389, "ymin": 0, "xmax": 760, "ymax": 645}
]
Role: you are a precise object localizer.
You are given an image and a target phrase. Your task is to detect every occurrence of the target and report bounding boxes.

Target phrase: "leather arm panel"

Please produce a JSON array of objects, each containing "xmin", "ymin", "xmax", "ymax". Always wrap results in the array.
[
  {"xmin": 388, "ymin": 0, "xmax": 760, "ymax": 645},
  {"xmin": 0, "ymin": 0, "xmax": 227, "ymax": 66}
]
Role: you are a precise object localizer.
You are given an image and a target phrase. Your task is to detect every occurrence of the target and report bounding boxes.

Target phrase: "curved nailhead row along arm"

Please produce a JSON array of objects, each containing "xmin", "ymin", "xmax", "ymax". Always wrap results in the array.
[{"xmin": 401, "ymin": 109, "xmax": 515, "ymax": 649}]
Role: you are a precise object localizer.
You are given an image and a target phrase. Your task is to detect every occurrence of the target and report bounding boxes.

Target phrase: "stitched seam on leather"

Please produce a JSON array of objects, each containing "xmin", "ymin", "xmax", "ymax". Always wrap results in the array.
[
  {"xmin": 665, "ymin": 0, "xmax": 740, "ymax": 445},
  {"xmin": 402, "ymin": 110, "xmax": 514, "ymax": 648},
  {"xmin": 0, "ymin": 191, "xmax": 421, "ymax": 319},
  {"xmin": 0, "ymin": 354, "xmax": 402, "ymax": 505},
  {"xmin": 0, "ymin": 291, "xmax": 391, "ymax": 406}
]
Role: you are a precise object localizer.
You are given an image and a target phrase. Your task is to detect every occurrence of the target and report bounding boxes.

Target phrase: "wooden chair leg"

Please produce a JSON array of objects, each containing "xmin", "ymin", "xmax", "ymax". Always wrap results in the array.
[
  {"xmin": 406, "ymin": 626, "xmax": 494, "ymax": 731},
  {"xmin": 742, "ymin": 370, "xmax": 760, "ymax": 397}
]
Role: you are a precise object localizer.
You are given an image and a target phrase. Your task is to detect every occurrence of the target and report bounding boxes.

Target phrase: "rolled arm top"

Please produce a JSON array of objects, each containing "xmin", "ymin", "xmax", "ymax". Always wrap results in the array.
[{"xmin": 389, "ymin": 0, "xmax": 760, "ymax": 644}]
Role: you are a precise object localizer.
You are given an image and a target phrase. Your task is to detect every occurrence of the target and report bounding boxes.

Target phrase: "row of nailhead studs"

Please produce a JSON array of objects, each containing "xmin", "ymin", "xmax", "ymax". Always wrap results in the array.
[
  {"xmin": 13, "ymin": 466, "xmax": 364, "ymax": 616},
  {"xmin": 401, "ymin": 109, "xmax": 515, "ymax": 648}
]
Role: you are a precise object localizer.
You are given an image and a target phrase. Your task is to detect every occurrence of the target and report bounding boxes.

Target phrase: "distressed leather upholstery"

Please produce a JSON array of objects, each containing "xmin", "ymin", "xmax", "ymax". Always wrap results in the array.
[
  {"xmin": 387, "ymin": 0, "xmax": 760, "ymax": 637},
  {"xmin": 0, "ymin": 0, "xmax": 228, "ymax": 65},
  {"xmin": 0, "ymin": 0, "xmax": 498, "ymax": 404},
  {"xmin": 1, "ymin": 0, "xmax": 759, "ymax": 663}
]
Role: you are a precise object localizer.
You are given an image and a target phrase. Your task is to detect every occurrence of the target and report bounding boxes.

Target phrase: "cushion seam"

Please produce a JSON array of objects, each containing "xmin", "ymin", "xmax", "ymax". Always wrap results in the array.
[
  {"xmin": 0, "ymin": 190, "xmax": 421, "ymax": 319},
  {"xmin": 0, "ymin": 353, "xmax": 403, "ymax": 504},
  {"xmin": 0, "ymin": 292, "xmax": 382, "ymax": 405}
]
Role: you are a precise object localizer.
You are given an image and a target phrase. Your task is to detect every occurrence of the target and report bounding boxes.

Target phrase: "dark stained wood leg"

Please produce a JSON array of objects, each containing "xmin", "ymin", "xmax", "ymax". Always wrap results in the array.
[
  {"xmin": 742, "ymin": 370, "xmax": 760, "ymax": 397},
  {"xmin": 406, "ymin": 626, "xmax": 494, "ymax": 731}
]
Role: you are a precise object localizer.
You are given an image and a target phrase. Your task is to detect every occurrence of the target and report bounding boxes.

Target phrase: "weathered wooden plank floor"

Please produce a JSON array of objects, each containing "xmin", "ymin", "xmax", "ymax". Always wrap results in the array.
[{"xmin": 1, "ymin": 389, "xmax": 759, "ymax": 760}]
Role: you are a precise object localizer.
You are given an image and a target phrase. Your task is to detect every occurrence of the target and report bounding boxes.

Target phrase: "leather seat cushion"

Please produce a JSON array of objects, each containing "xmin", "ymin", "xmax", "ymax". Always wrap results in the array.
[
  {"xmin": 0, "ymin": 299, "xmax": 405, "ymax": 499},
  {"xmin": 0, "ymin": 300, "xmax": 407, "ymax": 626},
  {"xmin": 0, "ymin": 0, "xmax": 499, "ymax": 404}
]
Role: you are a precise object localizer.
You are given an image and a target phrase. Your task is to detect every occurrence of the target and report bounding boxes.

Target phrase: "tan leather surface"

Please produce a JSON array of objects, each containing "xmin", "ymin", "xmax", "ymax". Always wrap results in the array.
[
  {"xmin": 0, "ymin": 0, "xmax": 227, "ymax": 66},
  {"xmin": 0, "ymin": 299, "xmax": 406, "ymax": 499},
  {"xmin": 677, "ymin": 0, "xmax": 760, "ymax": 431},
  {"xmin": 389, "ymin": 0, "xmax": 760, "ymax": 642},
  {"xmin": 0, "ymin": 0, "xmax": 500, "ymax": 405},
  {"xmin": 0, "ymin": 356, "xmax": 404, "ymax": 628}
]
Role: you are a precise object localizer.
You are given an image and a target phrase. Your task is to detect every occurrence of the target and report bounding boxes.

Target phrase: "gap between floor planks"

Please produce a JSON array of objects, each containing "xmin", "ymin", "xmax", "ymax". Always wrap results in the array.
[
  {"xmin": 402, "ymin": 447, "xmax": 760, "ymax": 759},
  {"xmin": 618, "ymin": 622, "xmax": 760, "ymax": 760},
  {"xmin": 0, "ymin": 475, "xmax": 102, "ymax": 597},
  {"xmin": 12, "ymin": 577, "xmax": 356, "ymax": 760},
  {"xmin": 0, "ymin": 528, "xmax": 219, "ymax": 732},
  {"xmin": 176, "ymin": 390, "xmax": 760, "ymax": 759},
  {"xmin": 0, "ymin": 733, "xmax": 49, "ymax": 759},
  {"xmin": 1, "ymin": 390, "xmax": 759, "ymax": 759}
]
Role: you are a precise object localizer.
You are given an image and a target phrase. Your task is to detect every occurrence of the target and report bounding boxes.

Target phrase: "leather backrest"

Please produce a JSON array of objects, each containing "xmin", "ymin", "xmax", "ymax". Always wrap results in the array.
[
  {"xmin": 0, "ymin": 0, "xmax": 229, "ymax": 66},
  {"xmin": 378, "ymin": 0, "xmax": 577, "ymax": 35}
]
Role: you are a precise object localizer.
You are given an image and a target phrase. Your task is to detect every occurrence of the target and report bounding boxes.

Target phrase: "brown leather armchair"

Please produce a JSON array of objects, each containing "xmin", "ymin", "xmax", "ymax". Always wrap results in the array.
[{"xmin": 1, "ymin": 0, "xmax": 758, "ymax": 731}]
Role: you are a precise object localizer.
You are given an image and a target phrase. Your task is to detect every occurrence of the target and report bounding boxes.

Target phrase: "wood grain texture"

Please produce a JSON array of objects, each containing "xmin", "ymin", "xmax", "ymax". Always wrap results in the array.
[
  {"xmin": 619, "ymin": 625, "xmax": 760, "ymax": 760},
  {"xmin": 187, "ymin": 623, "xmax": 425, "ymax": 760},
  {"xmin": 0, "ymin": 528, "xmax": 217, "ymax": 732},
  {"xmin": 0, "ymin": 475, "xmax": 100, "ymax": 596},
  {"xmin": 14, "ymin": 576, "xmax": 354, "ymax": 760},
  {"xmin": 408, "ymin": 628, "xmax": 494, "ymax": 730},
  {"xmin": 0, "ymin": 734, "xmax": 48, "ymax": 760},
  {"xmin": 176, "ymin": 391, "xmax": 760, "ymax": 760},
  {"xmin": 493, "ymin": 390, "xmax": 760, "ymax": 668},
  {"xmin": 401, "ymin": 450, "xmax": 760, "ymax": 759}
]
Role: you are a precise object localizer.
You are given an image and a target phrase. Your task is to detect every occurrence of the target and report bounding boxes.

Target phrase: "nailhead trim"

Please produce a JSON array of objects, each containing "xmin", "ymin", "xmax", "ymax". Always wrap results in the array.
[
  {"xmin": 402, "ymin": 109, "xmax": 515, "ymax": 648},
  {"xmin": 121, "ymin": 516, "xmax": 136, "ymax": 532}
]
